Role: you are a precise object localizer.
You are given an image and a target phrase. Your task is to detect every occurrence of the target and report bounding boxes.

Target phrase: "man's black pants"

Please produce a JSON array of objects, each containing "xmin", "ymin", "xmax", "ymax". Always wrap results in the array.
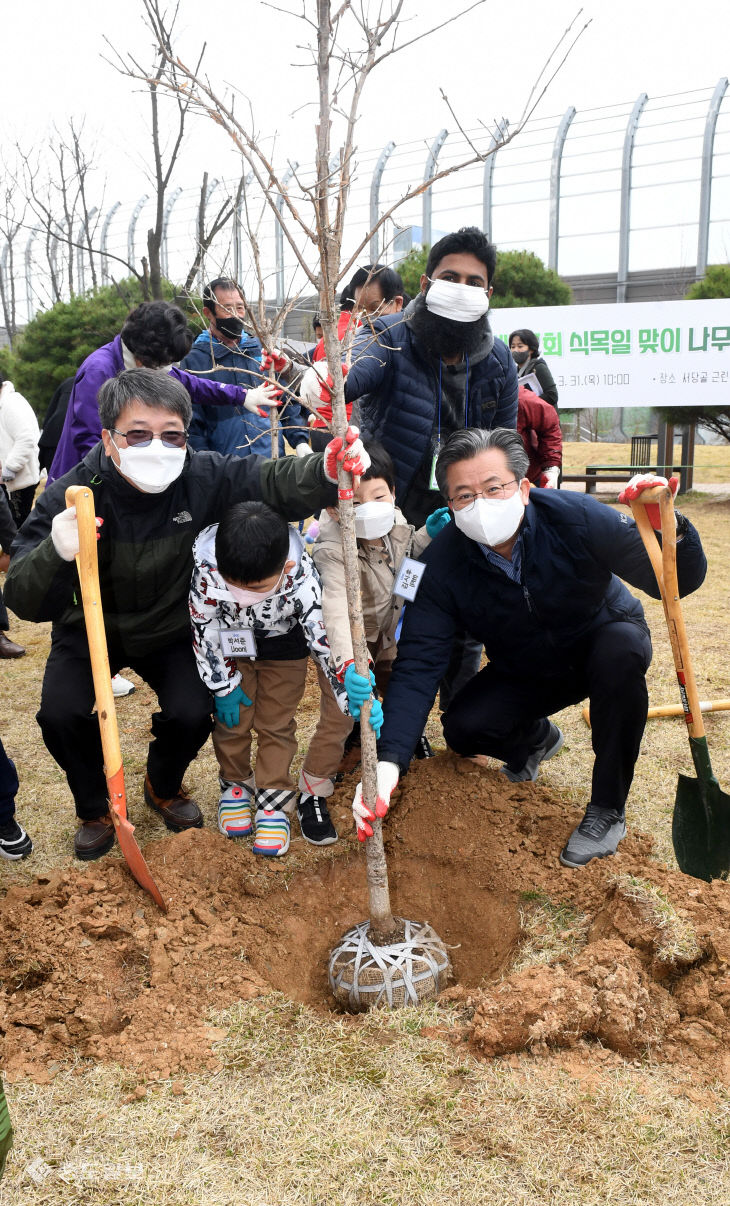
[
  {"xmin": 442, "ymin": 620, "xmax": 652, "ymax": 814},
  {"xmin": 37, "ymin": 626, "xmax": 213, "ymax": 821}
]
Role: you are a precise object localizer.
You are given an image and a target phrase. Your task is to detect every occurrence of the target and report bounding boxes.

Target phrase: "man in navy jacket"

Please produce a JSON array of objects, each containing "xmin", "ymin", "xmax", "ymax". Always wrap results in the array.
[
  {"xmin": 351, "ymin": 428, "xmax": 707, "ymax": 868},
  {"xmin": 182, "ymin": 278, "xmax": 309, "ymax": 457}
]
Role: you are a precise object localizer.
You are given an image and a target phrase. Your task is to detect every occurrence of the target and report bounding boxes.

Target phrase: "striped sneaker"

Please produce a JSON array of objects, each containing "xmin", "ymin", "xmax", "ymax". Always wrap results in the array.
[
  {"xmin": 217, "ymin": 780, "xmax": 253, "ymax": 838},
  {"xmin": 252, "ymin": 809, "xmax": 291, "ymax": 857}
]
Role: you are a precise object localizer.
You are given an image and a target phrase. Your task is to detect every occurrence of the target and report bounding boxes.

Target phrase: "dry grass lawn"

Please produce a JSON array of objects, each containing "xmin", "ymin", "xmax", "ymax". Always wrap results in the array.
[{"xmin": 2, "ymin": 456, "xmax": 730, "ymax": 1203}]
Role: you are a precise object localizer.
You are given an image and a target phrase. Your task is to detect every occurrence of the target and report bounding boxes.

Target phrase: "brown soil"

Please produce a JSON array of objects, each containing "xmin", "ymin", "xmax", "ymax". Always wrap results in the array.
[{"xmin": 2, "ymin": 753, "xmax": 730, "ymax": 1085}]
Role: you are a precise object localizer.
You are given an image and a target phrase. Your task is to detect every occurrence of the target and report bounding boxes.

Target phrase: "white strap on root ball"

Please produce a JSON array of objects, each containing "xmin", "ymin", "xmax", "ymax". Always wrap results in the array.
[{"xmin": 328, "ymin": 918, "xmax": 452, "ymax": 1012}]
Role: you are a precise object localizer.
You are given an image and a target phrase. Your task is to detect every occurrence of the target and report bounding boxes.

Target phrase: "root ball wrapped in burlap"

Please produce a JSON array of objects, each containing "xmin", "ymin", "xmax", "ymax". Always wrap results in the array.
[{"xmin": 328, "ymin": 918, "xmax": 452, "ymax": 1012}]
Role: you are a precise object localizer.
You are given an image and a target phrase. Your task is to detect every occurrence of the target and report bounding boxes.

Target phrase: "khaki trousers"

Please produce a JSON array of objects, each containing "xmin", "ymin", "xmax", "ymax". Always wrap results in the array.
[
  {"xmin": 301, "ymin": 662, "xmax": 354, "ymax": 783},
  {"xmin": 213, "ymin": 658, "xmax": 308, "ymax": 790},
  {"xmin": 302, "ymin": 658, "xmax": 393, "ymax": 784}
]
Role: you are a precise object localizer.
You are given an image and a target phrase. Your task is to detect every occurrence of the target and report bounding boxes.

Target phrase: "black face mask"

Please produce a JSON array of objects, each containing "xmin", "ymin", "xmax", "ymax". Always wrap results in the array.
[
  {"xmin": 215, "ymin": 313, "xmax": 245, "ymax": 341},
  {"xmin": 511, "ymin": 349, "xmax": 531, "ymax": 365}
]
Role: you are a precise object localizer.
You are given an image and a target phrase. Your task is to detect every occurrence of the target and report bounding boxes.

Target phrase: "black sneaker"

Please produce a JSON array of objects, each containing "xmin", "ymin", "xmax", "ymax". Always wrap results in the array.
[
  {"xmin": 500, "ymin": 721, "xmax": 564, "ymax": 783},
  {"xmin": 0, "ymin": 819, "xmax": 33, "ymax": 860},
  {"xmin": 413, "ymin": 734, "xmax": 435, "ymax": 760},
  {"xmin": 297, "ymin": 794, "xmax": 338, "ymax": 846}
]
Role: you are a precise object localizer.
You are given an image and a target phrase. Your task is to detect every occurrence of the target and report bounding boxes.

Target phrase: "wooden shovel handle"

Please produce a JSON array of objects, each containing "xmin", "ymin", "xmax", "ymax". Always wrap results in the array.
[
  {"xmin": 630, "ymin": 484, "xmax": 705, "ymax": 740},
  {"xmin": 65, "ymin": 486, "xmax": 124, "ymax": 780}
]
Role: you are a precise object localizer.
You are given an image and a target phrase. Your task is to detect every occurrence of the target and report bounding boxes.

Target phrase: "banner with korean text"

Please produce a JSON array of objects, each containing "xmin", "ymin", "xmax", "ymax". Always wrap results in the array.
[{"xmin": 489, "ymin": 298, "xmax": 730, "ymax": 408}]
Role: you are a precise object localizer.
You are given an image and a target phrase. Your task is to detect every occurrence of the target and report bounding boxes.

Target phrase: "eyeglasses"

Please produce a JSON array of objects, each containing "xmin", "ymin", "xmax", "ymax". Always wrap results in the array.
[
  {"xmin": 448, "ymin": 480, "xmax": 518, "ymax": 509},
  {"xmin": 110, "ymin": 428, "xmax": 188, "ymax": 449}
]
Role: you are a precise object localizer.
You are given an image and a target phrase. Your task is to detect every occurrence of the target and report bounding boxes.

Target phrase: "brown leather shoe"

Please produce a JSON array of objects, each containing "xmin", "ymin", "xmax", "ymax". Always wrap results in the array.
[
  {"xmin": 144, "ymin": 774, "xmax": 203, "ymax": 832},
  {"xmin": 0, "ymin": 631, "xmax": 25, "ymax": 658},
  {"xmin": 74, "ymin": 815, "xmax": 115, "ymax": 861}
]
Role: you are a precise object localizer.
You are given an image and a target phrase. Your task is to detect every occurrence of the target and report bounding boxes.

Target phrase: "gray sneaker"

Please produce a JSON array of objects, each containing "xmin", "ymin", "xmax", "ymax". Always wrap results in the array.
[
  {"xmin": 559, "ymin": 805, "xmax": 626, "ymax": 868},
  {"xmin": 500, "ymin": 722, "xmax": 564, "ymax": 783}
]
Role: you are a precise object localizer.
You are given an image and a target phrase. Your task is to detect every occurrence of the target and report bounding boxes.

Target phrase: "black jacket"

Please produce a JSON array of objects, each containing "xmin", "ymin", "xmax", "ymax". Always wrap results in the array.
[
  {"xmin": 6, "ymin": 444, "xmax": 335, "ymax": 657},
  {"xmin": 377, "ymin": 490, "xmax": 707, "ymax": 769}
]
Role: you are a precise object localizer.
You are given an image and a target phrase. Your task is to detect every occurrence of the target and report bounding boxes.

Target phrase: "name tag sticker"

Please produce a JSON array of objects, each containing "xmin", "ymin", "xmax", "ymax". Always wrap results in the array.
[
  {"xmin": 394, "ymin": 557, "xmax": 426, "ymax": 602},
  {"xmin": 220, "ymin": 627, "xmax": 257, "ymax": 659}
]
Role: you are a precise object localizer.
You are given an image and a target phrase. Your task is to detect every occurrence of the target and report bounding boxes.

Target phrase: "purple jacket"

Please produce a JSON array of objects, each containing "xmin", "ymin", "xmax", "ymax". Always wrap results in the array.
[{"xmin": 49, "ymin": 335, "xmax": 251, "ymax": 482}]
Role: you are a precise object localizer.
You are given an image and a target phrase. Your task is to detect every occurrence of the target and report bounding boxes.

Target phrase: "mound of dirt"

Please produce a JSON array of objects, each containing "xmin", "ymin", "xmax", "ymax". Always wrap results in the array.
[{"xmin": 2, "ymin": 753, "xmax": 730, "ymax": 1084}]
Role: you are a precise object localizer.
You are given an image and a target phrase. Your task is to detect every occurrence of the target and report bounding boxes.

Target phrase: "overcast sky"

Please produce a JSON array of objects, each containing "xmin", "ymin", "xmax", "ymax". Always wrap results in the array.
[
  {"xmin": 1, "ymin": 0, "xmax": 728, "ymax": 295},
  {"xmin": 2, "ymin": 0, "xmax": 727, "ymax": 188}
]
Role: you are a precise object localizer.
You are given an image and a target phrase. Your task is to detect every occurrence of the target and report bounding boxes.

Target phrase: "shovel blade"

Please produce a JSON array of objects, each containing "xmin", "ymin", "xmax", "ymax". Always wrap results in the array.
[
  {"xmin": 109, "ymin": 802, "xmax": 168, "ymax": 913},
  {"xmin": 106, "ymin": 765, "xmax": 167, "ymax": 911},
  {"xmin": 672, "ymin": 772, "xmax": 730, "ymax": 882}
]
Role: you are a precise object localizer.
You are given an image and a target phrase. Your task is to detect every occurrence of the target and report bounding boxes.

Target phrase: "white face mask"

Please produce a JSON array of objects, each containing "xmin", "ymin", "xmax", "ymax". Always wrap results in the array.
[
  {"xmin": 354, "ymin": 500, "xmax": 395, "ymax": 540},
  {"xmin": 425, "ymin": 278, "xmax": 490, "ymax": 323},
  {"xmin": 111, "ymin": 440, "xmax": 186, "ymax": 493},
  {"xmin": 225, "ymin": 566, "xmax": 286, "ymax": 608},
  {"xmin": 453, "ymin": 489, "xmax": 525, "ymax": 548}
]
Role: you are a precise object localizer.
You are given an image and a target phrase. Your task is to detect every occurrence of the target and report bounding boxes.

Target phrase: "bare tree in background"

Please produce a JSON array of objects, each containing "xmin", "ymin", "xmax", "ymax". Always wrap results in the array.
[
  {"xmin": 0, "ymin": 163, "xmax": 27, "ymax": 343},
  {"xmin": 179, "ymin": 171, "xmax": 237, "ymax": 298},
  {"xmin": 121, "ymin": 0, "xmax": 586, "ymax": 944},
  {"xmin": 104, "ymin": 4, "xmax": 207, "ymax": 300}
]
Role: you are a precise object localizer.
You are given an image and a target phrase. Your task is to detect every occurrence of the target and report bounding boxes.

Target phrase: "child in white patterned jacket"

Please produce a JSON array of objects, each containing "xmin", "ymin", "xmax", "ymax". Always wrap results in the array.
[{"xmin": 190, "ymin": 500, "xmax": 382, "ymax": 856}]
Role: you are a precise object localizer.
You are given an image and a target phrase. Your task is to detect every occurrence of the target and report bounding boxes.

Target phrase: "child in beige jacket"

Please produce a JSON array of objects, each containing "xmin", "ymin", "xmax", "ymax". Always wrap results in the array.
[{"xmin": 298, "ymin": 443, "xmax": 441, "ymax": 820}]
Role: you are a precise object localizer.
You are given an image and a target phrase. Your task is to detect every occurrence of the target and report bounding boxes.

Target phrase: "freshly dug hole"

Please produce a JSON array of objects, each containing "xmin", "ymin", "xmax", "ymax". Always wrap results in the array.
[{"xmin": 2, "ymin": 754, "xmax": 730, "ymax": 1085}]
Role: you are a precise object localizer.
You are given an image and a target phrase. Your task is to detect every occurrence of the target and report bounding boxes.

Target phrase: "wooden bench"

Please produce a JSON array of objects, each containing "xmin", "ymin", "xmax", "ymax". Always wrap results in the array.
[
  {"xmin": 561, "ymin": 463, "xmax": 684, "ymax": 494},
  {"xmin": 560, "ymin": 434, "xmax": 665, "ymax": 494}
]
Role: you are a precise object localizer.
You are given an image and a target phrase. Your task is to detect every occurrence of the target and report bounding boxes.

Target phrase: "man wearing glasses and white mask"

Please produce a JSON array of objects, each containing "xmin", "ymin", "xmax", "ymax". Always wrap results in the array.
[
  {"xmin": 6, "ymin": 369, "xmax": 369, "ymax": 861},
  {"xmin": 350, "ymin": 428, "xmax": 707, "ymax": 870}
]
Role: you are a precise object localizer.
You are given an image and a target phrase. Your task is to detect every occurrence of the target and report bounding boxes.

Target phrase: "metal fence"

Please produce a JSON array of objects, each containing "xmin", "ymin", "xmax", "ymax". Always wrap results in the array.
[{"xmin": 1, "ymin": 80, "xmax": 728, "ymax": 334}]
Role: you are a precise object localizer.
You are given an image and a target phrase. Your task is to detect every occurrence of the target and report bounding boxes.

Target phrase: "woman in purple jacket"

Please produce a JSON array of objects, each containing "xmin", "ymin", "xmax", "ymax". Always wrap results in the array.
[{"xmin": 49, "ymin": 302, "xmax": 278, "ymax": 482}]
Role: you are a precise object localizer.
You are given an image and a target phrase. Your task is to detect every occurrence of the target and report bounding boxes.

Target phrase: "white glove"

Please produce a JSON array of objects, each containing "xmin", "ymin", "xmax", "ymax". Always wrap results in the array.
[
  {"xmin": 244, "ymin": 382, "xmax": 281, "ymax": 415},
  {"xmin": 1, "ymin": 468, "xmax": 16, "ymax": 483},
  {"xmin": 299, "ymin": 365, "xmax": 331, "ymax": 408},
  {"xmin": 352, "ymin": 761, "xmax": 400, "ymax": 841},
  {"xmin": 541, "ymin": 465, "xmax": 560, "ymax": 489},
  {"xmin": 51, "ymin": 506, "xmax": 81, "ymax": 561},
  {"xmin": 295, "ymin": 443, "xmax": 313, "ymax": 458}
]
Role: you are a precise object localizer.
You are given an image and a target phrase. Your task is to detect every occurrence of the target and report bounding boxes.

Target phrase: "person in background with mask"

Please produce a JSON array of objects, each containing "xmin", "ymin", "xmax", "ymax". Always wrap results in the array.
[
  {"xmin": 5, "ymin": 368, "xmax": 370, "ymax": 862},
  {"xmin": 189, "ymin": 501, "xmax": 382, "ymax": 856},
  {"xmin": 181, "ymin": 278, "xmax": 309, "ymax": 457},
  {"xmin": 517, "ymin": 385, "xmax": 562, "ymax": 488},
  {"xmin": 305, "ymin": 264, "xmax": 405, "ymax": 449},
  {"xmin": 300, "ymin": 441, "xmax": 439, "ymax": 813},
  {"xmin": 351, "ymin": 264, "xmax": 406, "ymax": 320},
  {"xmin": 48, "ymin": 300, "xmax": 281, "ymax": 483},
  {"xmin": 350, "ymin": 427, "xmax": 707, "ymax": 869},
  {"xmin": 509, "ymin": 328, "xmax": 558, "ymax": 410}
]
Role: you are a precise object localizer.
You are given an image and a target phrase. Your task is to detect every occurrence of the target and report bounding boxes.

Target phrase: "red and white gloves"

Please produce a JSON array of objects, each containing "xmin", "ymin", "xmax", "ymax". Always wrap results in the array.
[
  {"xmin": 299, "ymin": 364, "xmax": 351, "ymax": 425},
  {"xmin": 352, "ymin": 761, "xmax": 399, "ymax": 841},
  {"xmin": 299, "ymin": 363, "xmax": 347, "ymax": 405},
  {"xmin": 260, "ymin": 347, "xmax": 291, "ymax": 375},
  {"xmin": 619, "ymin": 473, "xmax": 679, "ymax": 530},
  {"xmin": 540, "ymin": 465, "xmax": 560, "ymax": 489},
  {"xmin": 244, "ymin": 382, "xmax": 281, "ymax": 417},
  {"xmin": 323, "ymin": 425, "xmax": 371, "ymax": 485}
]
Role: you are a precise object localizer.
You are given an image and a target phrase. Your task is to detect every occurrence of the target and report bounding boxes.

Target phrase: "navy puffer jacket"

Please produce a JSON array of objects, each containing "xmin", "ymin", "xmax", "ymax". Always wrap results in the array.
[{"xmin": 345, "ymin": 311, "xmax": 518, "ymax": 497}]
